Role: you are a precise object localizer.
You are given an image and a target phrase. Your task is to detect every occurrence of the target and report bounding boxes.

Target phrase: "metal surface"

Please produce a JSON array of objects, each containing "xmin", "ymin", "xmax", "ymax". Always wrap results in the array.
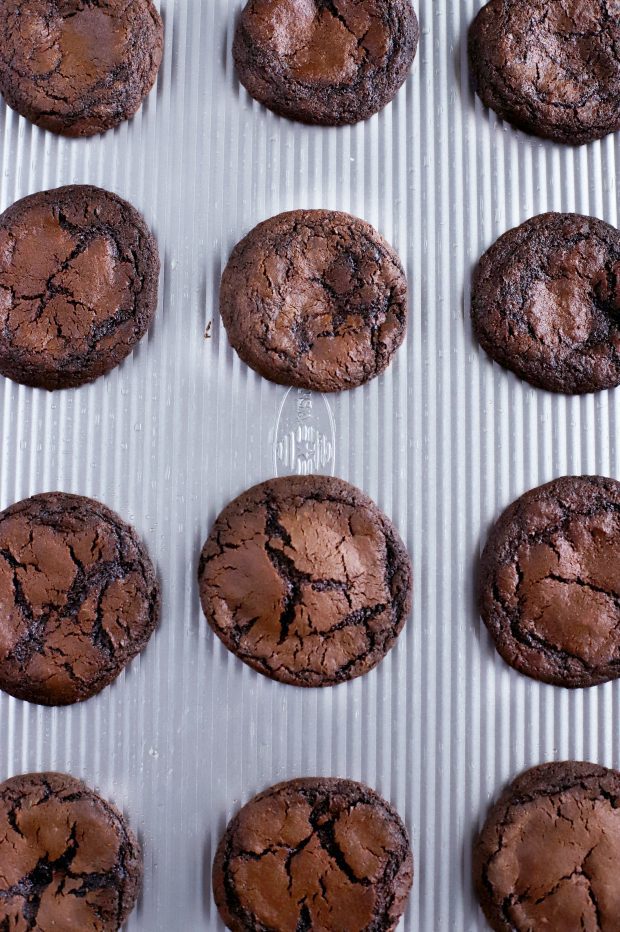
[{"xmin": 1, "ymin": 1, "xmax": 619, "ymax": 929}]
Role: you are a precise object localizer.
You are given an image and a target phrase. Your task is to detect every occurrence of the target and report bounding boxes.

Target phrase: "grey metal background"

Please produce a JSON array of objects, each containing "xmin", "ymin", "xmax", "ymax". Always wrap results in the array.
[{"xmin": 1, "ymin": 1, "xmax": 619, "ymax": 929}]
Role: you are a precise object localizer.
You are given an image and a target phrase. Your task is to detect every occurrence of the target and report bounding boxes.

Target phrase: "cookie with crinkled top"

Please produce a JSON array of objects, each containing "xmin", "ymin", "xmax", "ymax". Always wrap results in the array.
[
  {"xmin": 472, "ymin": 213, "xmax": 620, "ymax": 395},
  {"xmin": 469, "ymin": 0, "xmax": 620, "ymax": 145},
  {"xmin": 0, "ymin": 0, "xmax": 163, "ymax": 137},
  {"xmin": 220, "ymin": 210, "xmax": 408, "ymax": 392},
  {"xmin": 198, "ymin": 475, "xmax": 412, "ymax": 687},
  {"xmin": 474, "ymin": 761, "xmax": 620, "ymax": 931},
  {"xmin": 0, "ymin": 771, "xmax": 142, "ymax": 931},
  {"xmin": 233, "ymin": 0, "xmax": 418, "ymax": 126},
  {"xmin": 213, "ymin": 777, "xmax": 413, "ymax": 931}
]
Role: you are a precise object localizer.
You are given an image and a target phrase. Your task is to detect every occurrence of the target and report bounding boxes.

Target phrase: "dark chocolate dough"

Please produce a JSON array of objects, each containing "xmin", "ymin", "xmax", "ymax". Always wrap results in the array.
[
  {"xmin": 474, "ymin": 761, "xmax": 620, "ymax": 932},
  {"xmin": 233, "ymin": 0, "xmax": 419, "ymax": 126},
  {"xmin": 213, "ymin": 777, "xmax": 413, "ymax": 932},
  {"xmin": 0, "ymin": 492, "xmax": 160, "ymax": 705},
  {"xmin": 220, "ymin": 210, "xmax": 408, "ymax": 392},
  {"xmin": 479, "ymin": 475, "xmax": 620, "ymax": 688},
  {"xmin": 198, "ymin": 475, "xmax": 412, "ymax": 687},
  {"xmin": 0, "ymin": 771, "xmax": 142, "ymax": 931},
  {"xmin": 469, "ymin": 0, "xmax": 620, "ymax": 145},
  {"xmin": 0, "ymin": 0, "xmax": 164, "ymax": 137},
  {"xmin": 0, "ymin": 185, "xmax": 159, "ymax": 390}
]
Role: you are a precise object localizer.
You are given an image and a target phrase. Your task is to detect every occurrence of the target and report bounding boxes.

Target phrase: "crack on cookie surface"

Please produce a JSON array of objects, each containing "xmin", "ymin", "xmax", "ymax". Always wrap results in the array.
[
  {"xmin": 220, "ymin": 210, "xmax": 408, "ymax": 393},
  {"xmin": 479, "ymin": 475, "xmax": 620, "ymax": 687},
  {"xmin": 213, "ymin": 778, "xmax": 413, "ymax": 932},
  {"xmin": 469, "ymin": 0, "xmax": 620, "ymax": 144},
  {"xmin": 0, "ymin": 0, "xmax": 163, "ymax": 137},
  {"xmin": 0, "ymin": 772, "xmax": 142, "ymax": 932},
  {"xmin": 0, "ymin": 491, "xmax": 159, "ymax": 705},
  {"xmin": 198, "ymin": 476, "xmax": 412, "ymax": 687},
  {"xmin": 474, "ymin": 762, "xmax": 620, "ymax": 932}
]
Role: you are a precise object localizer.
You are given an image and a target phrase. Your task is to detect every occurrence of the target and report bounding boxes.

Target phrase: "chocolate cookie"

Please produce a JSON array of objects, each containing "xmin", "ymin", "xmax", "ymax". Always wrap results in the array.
[
  {"xmin": 213, "ymin": 777, "xmax": 413, "ymax": 932},
  {"xmin": 0, "ymin": 185, "xmax": 159, "ymax": 390},
  {"xmin": 233, "ymin": 0, "xmax": 419, "ymax": 126},
  {"xmin": 198, "ymin": 476, "xmax": 412, "ymax": 687},
  {"xmin": 474, "ymin": 761, "xmax": 620, "ymax": 932},
  {"xmin": 472, "ymin": 213, "xmax": 620, "ymax": 395},
  {"xmin": 468, "ymin": 0, "xmax": 620, "ymax": 145},
  {"xmin": 0, "ymin": 771, "xmax": 142, "ymax": 931},
  {"xmin": 0, "ymin": 492, "xmax": 159, "ymax": 705},
  {"xmin": 220, "ymin": 210, "xmax": 408, "ymax": 392},
  {"xmin": 478, "ymin": 475, "xmax": 620, "ymax": 689},
  {"xmin": 0, "ymin": 0, "xmax": 163, "ymax": 137}
]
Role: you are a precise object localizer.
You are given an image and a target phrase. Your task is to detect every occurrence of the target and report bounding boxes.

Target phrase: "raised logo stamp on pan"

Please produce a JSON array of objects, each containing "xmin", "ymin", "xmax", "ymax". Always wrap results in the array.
[{"xmin": 274, "ymin": 388, "xmax": 336, "ymax": 477}]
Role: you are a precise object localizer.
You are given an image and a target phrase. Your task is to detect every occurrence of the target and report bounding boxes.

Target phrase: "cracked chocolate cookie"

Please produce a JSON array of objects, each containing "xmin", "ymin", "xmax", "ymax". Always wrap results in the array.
[
  {"xmin": 0, "ymin": 771, "xmax": 142, "ymax": 931},
  {"xmin": 0, "ymin": 492, "xmax": 160, "ymax": 705},
  {"xmin": 213, "ymin": 777, "xmax": 413, "ymax": 932},
  {"xmin": 198, "ymin": 475, "xmax": 412, "ymax": 687},
  {"xmin": 474, "ymin": 761, "xmax": 620, "ymax": 932},
  {"xmin": 0, "ymin": 185, "xmax": 159, "ymax": 390},
  {"xmin": 472, "ymin": 213, "xmax": 620, "ymax": 395},
  {"xmin": 220, "ymin": 210, "xmax": 408, "ymax": 392},
  {"xmin": 0, "ymin": 0, "xmax": 163, "ymax": 137},
  {"xmin": 468, "ymin": 0, "xmax": 620, "ymax": 146},
  {"xmin": 479, "ymin": 475, "xmax": 620, "ymax": 688},
  {"xmin": 233, "ymin": 0, "xmax": 419, "ymax": 126}
]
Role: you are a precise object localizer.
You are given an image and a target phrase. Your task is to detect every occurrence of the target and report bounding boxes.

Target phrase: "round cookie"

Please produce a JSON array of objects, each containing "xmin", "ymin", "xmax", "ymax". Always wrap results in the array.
[
  {"xmin": 472, "ymin": 213, "xmax": 620, "ymax": 395},
  {"xmin": 474, "ymin": 761, "xmax": 620, "ymax": 932},
  {"xmin": 0, "ymin": 771, "xmax": 142, "ymax": 931},
  {"xmin": 213, "ymin": 777, "xmax": 413, "ymax": 932},
  {"xmin": 479, "ymin": 475, "xmax": 620, "ymax": 689},
  {"xmin": 233, "ymin": 0, "xmax": 419, "ymax": 126},
  {"xmin": 0, "ymin": 0, "xmax": 163, "ymax": 137},
  {"xmin": 0, "ymin": 492, "xmax": 160, "ymax": 705},
  {"xmin": 198, "ymin": 475, "xmax": 412, "ymax": 687},
  {"xmin": 0, "ymin": 185, "xmax": 159, "ymax": 390},
  {"xmin": 220, "ymin": 210, "xmax": 408, "ymax": 392},
  {"xmin": 468, "ymin": 0, "xmax": 620, "ymax": 145}
]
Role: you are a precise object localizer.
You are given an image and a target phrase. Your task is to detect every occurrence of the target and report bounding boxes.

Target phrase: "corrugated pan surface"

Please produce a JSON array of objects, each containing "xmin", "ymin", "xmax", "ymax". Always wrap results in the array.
[{"xmin": 1, "ymin": 1, "xmax": 620, "ymax": 929}]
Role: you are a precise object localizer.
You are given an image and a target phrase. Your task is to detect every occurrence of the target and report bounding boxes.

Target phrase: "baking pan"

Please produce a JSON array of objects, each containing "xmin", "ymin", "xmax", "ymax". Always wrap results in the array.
[{"xmin": 1, "ymin": 1, "xmax": 619, "ymax": 929}]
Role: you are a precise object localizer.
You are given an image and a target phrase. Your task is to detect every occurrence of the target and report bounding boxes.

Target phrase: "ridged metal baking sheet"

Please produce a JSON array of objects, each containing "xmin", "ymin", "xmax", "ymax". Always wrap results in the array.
[{"xmin": 1, "ymin": 1, "xmax": 620, "ymax": 929}]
